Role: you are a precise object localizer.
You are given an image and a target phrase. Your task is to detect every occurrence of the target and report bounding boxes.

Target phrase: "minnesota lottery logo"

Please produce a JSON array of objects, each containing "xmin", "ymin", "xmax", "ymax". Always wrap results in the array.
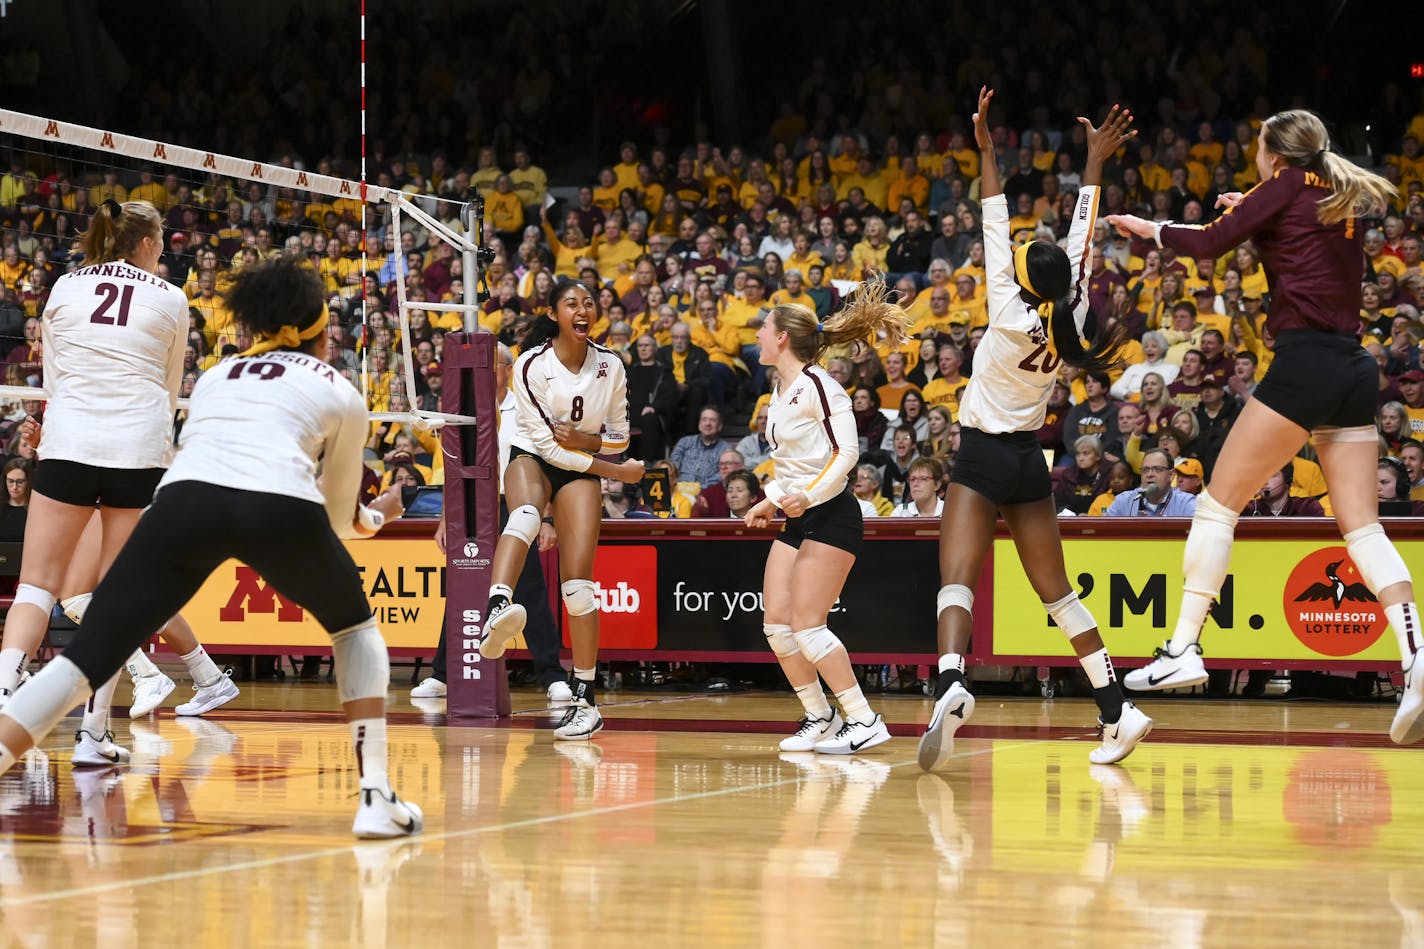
[{"xmin": 1283, "ymin": 547, "xmax": 1385, "ymax": 657}]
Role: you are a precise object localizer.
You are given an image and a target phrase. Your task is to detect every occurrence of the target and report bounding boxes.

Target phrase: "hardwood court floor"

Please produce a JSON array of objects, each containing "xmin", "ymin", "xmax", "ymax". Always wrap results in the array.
[{"xmin": 1, "ymin": 682, "xmax": 1421, "ymax": 948}]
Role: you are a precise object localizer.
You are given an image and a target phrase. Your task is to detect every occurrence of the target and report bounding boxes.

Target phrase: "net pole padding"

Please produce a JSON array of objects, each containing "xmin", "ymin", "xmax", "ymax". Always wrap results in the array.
[
  {"xmin": 440, "ymin": 330, "xmax": 508, "ymax": 719},
  {"xmin": 0, "ymin": 109, "xmax": 394, "ymax": 205}
]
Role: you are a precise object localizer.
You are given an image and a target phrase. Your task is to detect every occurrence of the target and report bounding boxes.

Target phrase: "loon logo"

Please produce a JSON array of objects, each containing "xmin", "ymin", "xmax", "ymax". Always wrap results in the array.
[
  {"xmin": 463, "ymin": 541, "xmax": 479, "ymax": 558},
  {"xmin": 1283, "ymin": 547, "xmax": 1385, "ymax": 657}
]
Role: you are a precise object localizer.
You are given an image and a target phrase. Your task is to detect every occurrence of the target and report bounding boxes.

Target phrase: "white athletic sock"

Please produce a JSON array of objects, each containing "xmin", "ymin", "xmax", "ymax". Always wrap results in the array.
[
  {"xmin": 793, "ymin": 681, "xmax": 834, "ymax": 720},
  {"xmin": 1169, "ymin": 489, "xmax": 1239, "ymax": 655},
  {"xmin": 179, "ymin": 646, "xmax": 223, "ymax": 688},
  {"xmin": 1387, "ymin": 602, "xmax": 1421, "ymax": 666},
  {"xmin": 0, "ymin": 648, "xmax": 27, "ymax": 693},
  {"xmin": 126, "ymin": 649, "xmax": 160, "ymax": 679},
  {"xmin": 351, "ymin": 718, "xmax": 391, "ymax": 794},
  {"xmin": 937, "ymin": 653, "xmax": 965, "ymax": 675},
  {"xmin": 488, "ymin": 584, "xmax": 513, "ymax": 603},
  {"xmin": 834, "ymin": 684, "xmax": 874, "ymax": 725},
  {"xmin": 1079, "ymin": 647, "xmax": 1115, "ymax": 689},
  {"xmin": 79, "ymin": 672, "xmax": 120, "ymax": 737},
  {"xmin": 573, "ymin": 666, "xmax": 596, "ymax": 682}
]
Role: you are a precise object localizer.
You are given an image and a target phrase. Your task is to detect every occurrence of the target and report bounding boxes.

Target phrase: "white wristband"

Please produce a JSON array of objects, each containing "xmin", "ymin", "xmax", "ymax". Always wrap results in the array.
[
  {"xmin": 357, "ymin": 507, "xmax": 386, "ymax": 533},
  {"xmin": 1152, "ymin": 221, "xmax": 1169, "ymax": 249}
]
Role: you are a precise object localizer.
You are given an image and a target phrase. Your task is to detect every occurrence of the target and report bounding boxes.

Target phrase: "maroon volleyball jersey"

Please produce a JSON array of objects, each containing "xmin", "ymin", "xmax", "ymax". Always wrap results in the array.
[{"xmin": 1160, "ymin": 167, "xmax": 1365, "ymax": 338}]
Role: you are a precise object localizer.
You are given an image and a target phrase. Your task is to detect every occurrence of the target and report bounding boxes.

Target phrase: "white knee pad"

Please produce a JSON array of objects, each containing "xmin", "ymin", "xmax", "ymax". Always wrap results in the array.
[
  {"xmin": 330, "ymin": 617, "xmax": 390, "ymax": 703},
  {"xmin": 794, "ymin": 625, "xmax": 843, "ymax": 664},
  {"xmin": 1344, "ymin": 523, "xmax": 1412, "ymax": 594},
  {"xmin": 12, "ymin": 584, "xmax": 56, "ymax": 615},
  {"xmin": 561, "ymin": 579, "xmax": 599, "ymax": 617},
  {"xmin": 936, "ymin": 584, "xmax": 974, "ymax": 620},
  {"xmin": 3, "ymin": 656, "xmax": 93, "ymax": 740},
  {"xmin": 764, "ymin": 623, "xmax": 798, "ymax": 659},
  {"xmin": 502, "ymin": 504, "xmax": 542, "ymax": 546},
  {"xmin": 1182, "ymin": 489, "xmax": 1240, "ymax": 598},
  {"xmin": 1044, "ymin": 591, "xmax": 1097, "ymax": 638},
  {"xmin": 61, "ymin": 593, "xmax": 93, "ymax": 625}
]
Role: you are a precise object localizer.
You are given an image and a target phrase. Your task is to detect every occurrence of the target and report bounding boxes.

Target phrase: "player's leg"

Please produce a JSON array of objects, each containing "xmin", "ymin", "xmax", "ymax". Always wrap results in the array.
[
  {"xmin": 0, "ymin": 486, "xmax": 227, "ymax": 775},
  {"xmin": 549, "ymin": 477, "xmax": 605, "ymax": 740},
  {"xmin": 764, "ymin": 537, "xmax": 842, "ymax": 751},
  {"xmin": 158, "ymin": 613, "xmax": 238, "ymax": 716},
  {"xmin": 1128, "ymin": 398, "xmax": 1305, "ymax": 691},
  {"xmin": 0, "ymin": 495, "xmax": 95, "ymax": 707},
  {"xmin": 232, "ymin": 493, "xmax": 420, "ymax": 837},
  {"xmin": 919, "ymin": 483, "xmax": 995, "ymax": 771},
  {"xmin": 510, "ymin": 502, "xmax": 568, "ymax": 703},
  {"xmin": 1001, "ymin": 497, "xmax": 1151, "ymax": 763},
  {"xmin": 1315, "ymin": 427, "xmax": 1423, "ymax": 743},
  {"xmin": 480, "ymin": 456, "xmax": 551, "ymax": 658},
  {"xmin": 785, "ymin": 539, "xmax": 891, "ymax": 755}
]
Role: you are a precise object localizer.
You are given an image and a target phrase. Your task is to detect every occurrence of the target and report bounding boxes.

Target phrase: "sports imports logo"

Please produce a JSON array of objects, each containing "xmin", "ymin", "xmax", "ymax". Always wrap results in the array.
[
  {"xmin": 1282, "ymin": 547, "xmax": 1386, "ymax": 657},
  {"xmin": 463, "ymin": 541, "xmax": 479, "ymax": 558}
]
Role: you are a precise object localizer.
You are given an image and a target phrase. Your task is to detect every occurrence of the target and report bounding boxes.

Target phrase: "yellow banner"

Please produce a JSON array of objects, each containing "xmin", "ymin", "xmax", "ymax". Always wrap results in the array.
[
  {"xmin": 179, "ymin": 539, "xmax": 444, "ymax": 649},
  {"xmin": 992, "ymin": 538, "xmax": 1422, "ymax": 661}
]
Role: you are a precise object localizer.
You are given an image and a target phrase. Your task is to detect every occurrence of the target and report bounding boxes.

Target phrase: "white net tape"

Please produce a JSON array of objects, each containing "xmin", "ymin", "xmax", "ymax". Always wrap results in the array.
[{"xmin": 0, "ymin": 108, "xmax": 485, "ymax": 430}]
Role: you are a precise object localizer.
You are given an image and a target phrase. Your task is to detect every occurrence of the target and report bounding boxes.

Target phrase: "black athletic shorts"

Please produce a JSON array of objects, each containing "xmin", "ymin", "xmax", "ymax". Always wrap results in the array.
[
  {"xmin": 508, "ymin": 445, "xmax": 599, "ymax": 497},
  {"xmin": 1252, "ymin": 329, "xmax": 1377, "ymax": 431},
  {"xmin": 33, "ymin": 459, "xmax": 164, "ymax": 509},
  {"xmin": 951, "ymin": 427, "xmax": 1052, "ymax": 507},
  {"xmin": 777, "ymin": 486, "xmax": 863, "ymax": 556}
]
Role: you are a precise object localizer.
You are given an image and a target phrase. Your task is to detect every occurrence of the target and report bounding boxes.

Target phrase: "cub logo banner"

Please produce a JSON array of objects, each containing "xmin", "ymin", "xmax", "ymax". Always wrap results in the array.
[{"xmin": 563, "ymin": 545, "xmax": 657, "ymax": 649}]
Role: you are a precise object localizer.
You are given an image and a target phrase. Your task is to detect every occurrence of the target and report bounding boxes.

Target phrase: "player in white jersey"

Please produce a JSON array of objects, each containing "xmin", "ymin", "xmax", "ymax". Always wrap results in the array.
[
  {"xmin": 0, "ymin": 199, "xmax": 192, "ymax": 768},
  {"xmin": 918, "ymin": 89, "xmax": 1152, "ymax": 771},
  {"xmin": 0, "ymin": 258, "xmax": 421, "ymax": 838},
  {"xmin": 477, "ymin": 277, "xmax": 645, "ymax": 741},
  {"xmin": 742, "ymin": 281, "xmax": 908, "ymax": 754}
]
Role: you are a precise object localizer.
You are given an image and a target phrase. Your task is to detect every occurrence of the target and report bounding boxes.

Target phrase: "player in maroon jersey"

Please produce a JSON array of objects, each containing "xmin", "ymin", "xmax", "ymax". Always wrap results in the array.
[{"xmin": 1108, "ymin": 110, "xmax": 1423, "ymax": 745}]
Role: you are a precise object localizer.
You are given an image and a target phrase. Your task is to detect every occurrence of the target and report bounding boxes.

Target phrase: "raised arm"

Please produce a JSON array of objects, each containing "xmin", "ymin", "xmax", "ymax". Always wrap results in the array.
[
  {"xmin": 973, "ymin": 87, "xmax": 1001, "ymax": 200},
  {"xmin": 1079, "ymin": 104, "xmax": 1136, "ymax": 189}
]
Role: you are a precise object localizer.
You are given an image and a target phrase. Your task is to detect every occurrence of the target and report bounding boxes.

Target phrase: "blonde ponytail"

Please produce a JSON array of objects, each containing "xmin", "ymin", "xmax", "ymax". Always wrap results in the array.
[
  {"xmin": 1261, "ymin": 110, "xmax": 1396, "ymax": 225},
  {"xmin": 767, "ymin": 279, "xmax": 912, "ymax": 365}
]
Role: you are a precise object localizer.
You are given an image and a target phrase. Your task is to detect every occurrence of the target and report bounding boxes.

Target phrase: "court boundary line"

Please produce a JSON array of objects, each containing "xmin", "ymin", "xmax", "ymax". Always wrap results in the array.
[{"xmin": 0, "ymin": 738, "xmax": 1036, "ymax": 908}]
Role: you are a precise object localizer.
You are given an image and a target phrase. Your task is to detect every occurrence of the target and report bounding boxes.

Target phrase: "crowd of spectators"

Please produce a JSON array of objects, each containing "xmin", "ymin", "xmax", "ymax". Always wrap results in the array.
[{"xmin": 1, "ymin": 6, "xmax": 1422, "ymax": 697}]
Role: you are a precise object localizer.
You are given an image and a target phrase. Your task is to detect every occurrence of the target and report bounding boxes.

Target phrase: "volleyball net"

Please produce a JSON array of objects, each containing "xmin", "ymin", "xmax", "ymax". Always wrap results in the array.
[{"xmin": 0, "ymin": 107, "xmax": 486, "ymax": 430}]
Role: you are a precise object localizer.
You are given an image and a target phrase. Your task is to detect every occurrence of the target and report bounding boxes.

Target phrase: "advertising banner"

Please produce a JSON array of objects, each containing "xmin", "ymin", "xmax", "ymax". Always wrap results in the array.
[
  {"xmin": 178, "ymin": 540, "xmax": 445, "ymax": 650},
  {"xmin": 990, "ymin": 539, "xmax": 1418, "ymax": 662}
]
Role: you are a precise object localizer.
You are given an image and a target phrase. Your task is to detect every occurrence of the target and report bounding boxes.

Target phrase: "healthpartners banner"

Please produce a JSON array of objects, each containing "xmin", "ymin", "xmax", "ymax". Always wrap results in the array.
[
  {"xmin": 179, "ymin": 539, "xmax": 444, "ymax": 649},
  {"xmin": 991, "ymin": 538, "xmax": 1418, "ymax": 662}
]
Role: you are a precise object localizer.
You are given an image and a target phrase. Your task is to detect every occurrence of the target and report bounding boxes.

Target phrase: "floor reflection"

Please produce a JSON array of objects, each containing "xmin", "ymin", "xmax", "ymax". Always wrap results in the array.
[{"xmin": 0, "ymin": 703, "xmax": 1419, "ymax": 947}]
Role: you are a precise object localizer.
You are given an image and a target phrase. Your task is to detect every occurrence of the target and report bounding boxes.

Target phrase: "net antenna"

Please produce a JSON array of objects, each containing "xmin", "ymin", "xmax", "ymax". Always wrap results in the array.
[{"xmin": 0, "ymin": 108, "xmax": 485, "ymax": 430}]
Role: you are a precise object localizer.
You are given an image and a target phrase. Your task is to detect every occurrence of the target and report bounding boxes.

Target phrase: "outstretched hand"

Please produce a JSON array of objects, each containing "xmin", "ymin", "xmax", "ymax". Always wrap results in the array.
[
  {"xmin": 1104, "ymin": 214, "xmax": 1156, "ymax": 239},
  {"xmin": 1079, "ymin": 104, "xmax": 1137, "ymax": 162},
  {"xmin": 971, "ymin": 86, "xmax": 995, "ymax": 151}
]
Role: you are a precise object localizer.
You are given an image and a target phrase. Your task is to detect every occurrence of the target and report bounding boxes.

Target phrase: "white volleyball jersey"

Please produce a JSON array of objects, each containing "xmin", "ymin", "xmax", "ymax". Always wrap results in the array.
[
  {"xmin": 958, "ymin": 186, "xmax": 1098, "ymax": 434},
  {"xmin": 39, "ymin": 260, "xmax": 188, "ymax": 468},
  {"xmin": 510, "ymin": 340, "xmax": 630, "ymax": 472},
  {"xmin": 763, "ymin": 364, "xmax": 858, "ymax": 509},
  {"xmin": 159, "ymin": 350, "xmax": 371, "ymax": 539}
]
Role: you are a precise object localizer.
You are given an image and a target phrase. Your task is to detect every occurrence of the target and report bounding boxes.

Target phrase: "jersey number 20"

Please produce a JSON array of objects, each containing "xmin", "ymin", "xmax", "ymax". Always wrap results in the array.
[{"xmin": 1017, "ymin": 343, "xmax": 1061, "ymax": 375}]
